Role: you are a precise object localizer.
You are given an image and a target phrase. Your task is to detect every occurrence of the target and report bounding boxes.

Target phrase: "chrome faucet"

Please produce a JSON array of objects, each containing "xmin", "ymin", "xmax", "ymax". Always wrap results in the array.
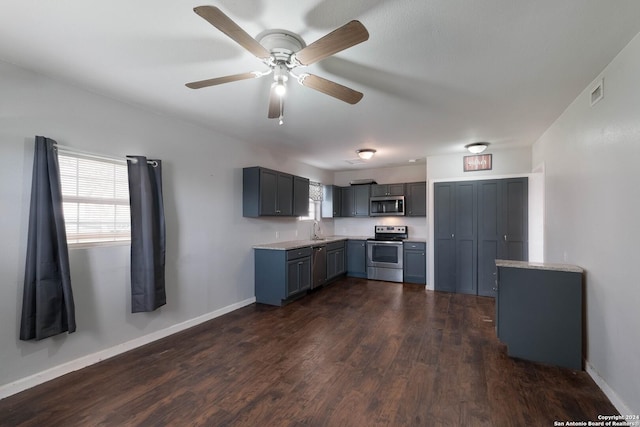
[{"xmin": 312, "ymin": 221, "xmax": 322, "ymax": 240}]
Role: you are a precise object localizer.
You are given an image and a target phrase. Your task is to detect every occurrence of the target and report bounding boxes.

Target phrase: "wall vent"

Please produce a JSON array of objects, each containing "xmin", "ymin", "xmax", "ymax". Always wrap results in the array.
[{"xmin": 590, "ymin": 78, "xmax": 604, "ymax": 106}]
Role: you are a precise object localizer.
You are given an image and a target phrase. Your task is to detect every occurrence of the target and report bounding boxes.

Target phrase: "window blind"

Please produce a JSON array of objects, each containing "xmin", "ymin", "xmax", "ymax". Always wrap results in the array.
[{"xmin": 58, "ymin": 151, "xmax": 131, "ymax": 245}]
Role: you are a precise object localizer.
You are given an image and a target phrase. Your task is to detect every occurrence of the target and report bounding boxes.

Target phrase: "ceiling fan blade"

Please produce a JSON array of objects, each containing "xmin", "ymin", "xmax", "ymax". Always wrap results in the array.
[
  {"xmin": 268, "ymin": 84, "xmax": 282, "ymax": 119},
  {"xmin": 300, "ymin": 74, "xmax": 363, "ymax": 104},
  {"xmin": 293, "ymin": 21, "xmax": 369, "ymax": 66},
  {"xmin": 193, "ymin": 6, "xmax": 271, "ymax": 61},
  {"xmin": 186, "ymin": 72, "xmax": 258, "ymax": 89}
]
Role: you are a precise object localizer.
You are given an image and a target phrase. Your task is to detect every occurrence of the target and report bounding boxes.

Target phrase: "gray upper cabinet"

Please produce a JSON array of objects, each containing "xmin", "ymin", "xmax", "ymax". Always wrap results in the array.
[
  {"xmin": 341, "ymin": 185, "xmax": 370, "ymax": 217},
  {"xmin": 243, "ymin": 167, "xmax": 308, "ymax": 217},
  {"xmin": 371, "ymin": 183, "xmax": 405, "ymax": 197},
  {"xmin": 406, "ymin": 182, "xmax": 426, "ymax": 216},
  {"xmin": 293, "ymin": 176, "xmax": 310, "ymax": 217},
  {"xmin": 321, "ymin": 185, "xmax": 342, "ymax": 218}
]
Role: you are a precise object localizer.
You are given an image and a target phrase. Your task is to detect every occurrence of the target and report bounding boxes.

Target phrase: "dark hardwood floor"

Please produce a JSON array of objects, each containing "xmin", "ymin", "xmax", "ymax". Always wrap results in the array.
[{"xmin": 0, "ymin": 278, "xmax": 617, "ymax": 426}]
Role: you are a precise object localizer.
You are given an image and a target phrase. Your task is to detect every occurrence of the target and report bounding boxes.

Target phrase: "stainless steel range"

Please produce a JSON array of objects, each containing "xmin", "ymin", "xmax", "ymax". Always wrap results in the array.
[{"xmin": 366, "ymin": 225, "xmax": 407, "ymax": 283}]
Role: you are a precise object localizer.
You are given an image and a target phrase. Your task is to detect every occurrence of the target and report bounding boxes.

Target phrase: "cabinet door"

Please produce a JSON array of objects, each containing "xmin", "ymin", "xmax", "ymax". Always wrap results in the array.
[
  {"xmin": 327, "ymin": 250, "xmax": 338, "ymax": 279},
  {"xmin": 502, "ymin": 178, "xmax": 528, "ymax": 261},
  {"xmin": 403, "ymin": 249, "xmax": 426, "ymax": 284},
  {"xmin": 347, "ymin": 240, "xmax": 367, "ymax": 277},
  {"xmin": 388, "ymin": 183, "xmax": 405, "ymax": 196},
  {"xmin": 455, "ymin": 182, "xmax": 477, "ymax": 295},
  {"xmin": 298, "ymin": 257, "xmax": 311, "ymax": 292},
  {"xmin": 406, "ymin": 182, "xmax": 426, "ymax": 216},
  {"xmin": 477, "ymin": 180, "xmax": 501, "ymax": 297},
  {"xmin": 353, "ymin": 185, "xmax": 370, "ymax": 216},
  {"xmin": 259, "ymin": 168, "xmax": 278, "ymax": 215},
  {"xmin": 341, "ymin": 187, "xmax": 354, "ymax": 217},
  {"xmin": 434, "ymin": 183, "xmax": 456, "ymax": 292},
  {"xmin": 287, "ymin": 257, "xmax": 310, "ymax": 296},
  {"xmin": 286, "ymin": 259, "xmax": 301, "ymax": 296},
  {"xmin": 322, "ymin": 185, "xmax": 342, "ymax": 218},
  {"xmin": 370, "ymin": 184, "xmax": 387, "ymax": 197},
  {"xmin": 335, "ymin": 248, "xmax": 346, "ymax": 275},
  {"xmin": 293, "ymin": 176, "xmax": 310, "ymax": 217},
  {"xmin": 276, "ymin": 172, "xmax": 293, "ymax": 216}
]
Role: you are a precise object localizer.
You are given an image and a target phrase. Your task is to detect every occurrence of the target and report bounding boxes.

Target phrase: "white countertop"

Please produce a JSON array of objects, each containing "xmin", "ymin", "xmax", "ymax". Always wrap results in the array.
[
  {"xmin": 253, "ymin": 236, "xmax": 351, "ymax": 250},
  {"xmin": 253, "ymin": 235, "xmax": 426, "ymax": 250},
  {"xmin": 495, "ymin": 259, "xmax": 584, "ymax": 273}
]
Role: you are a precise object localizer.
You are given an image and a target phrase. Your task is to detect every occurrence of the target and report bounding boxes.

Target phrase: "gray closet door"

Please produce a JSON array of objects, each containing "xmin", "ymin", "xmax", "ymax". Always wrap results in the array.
[
  {"xmin": 502, "ymin": 178, "xmax": 528, "ymax": 260},
  {"xmin": 434, "ymin": 183, "xmax": 456, "ymax": 292},
  {"xmin": 455, "ymin": 182, "xmax": 477, "ymax": 295},
  {"xmin": 477, "ymin": 180, "xmax": 502, "ymax": 297},
  {"xmin": 435, "ymin": 177, "xmax": 528, "ymax": 297}
]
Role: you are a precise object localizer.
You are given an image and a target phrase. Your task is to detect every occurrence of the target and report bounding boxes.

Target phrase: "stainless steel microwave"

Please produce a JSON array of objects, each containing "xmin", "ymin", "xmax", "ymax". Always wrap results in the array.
[{"xmin": 370, "ymin": 196, "xmax": 405, "ymax": 216}]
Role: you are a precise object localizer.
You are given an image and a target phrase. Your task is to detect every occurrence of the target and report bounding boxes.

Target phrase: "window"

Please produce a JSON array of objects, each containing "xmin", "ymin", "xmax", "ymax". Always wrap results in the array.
[
  {"xmin": 299, "ymin": 181, "xmax": 322, "ymax": 221},
  {"xmin": 57, "ymin": 150, "xmax": 130, "ymax": 245}
]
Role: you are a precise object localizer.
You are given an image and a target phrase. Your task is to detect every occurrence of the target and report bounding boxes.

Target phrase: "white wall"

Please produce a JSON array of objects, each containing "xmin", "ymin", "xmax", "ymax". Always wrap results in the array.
[
  {"xmin": 425, "ymin": 148, "xmax": 535, "ymax": 288},
  {"xmin": 332, "ymin": 164, "xmax": 428, "ymax": 239},
  {"xmin": 532, "ymin": 32, "xmax": 640, "ymax": 415},
  {"xmin": 0, "ymin": 60, "xmax": 332, "ymax": 396}
]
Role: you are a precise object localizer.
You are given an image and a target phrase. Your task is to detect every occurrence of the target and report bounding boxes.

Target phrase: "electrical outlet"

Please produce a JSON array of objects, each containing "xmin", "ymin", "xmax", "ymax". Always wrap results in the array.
[{"xmin": 275, "ymin": 231, "xmax": 279, "ymax": 239}]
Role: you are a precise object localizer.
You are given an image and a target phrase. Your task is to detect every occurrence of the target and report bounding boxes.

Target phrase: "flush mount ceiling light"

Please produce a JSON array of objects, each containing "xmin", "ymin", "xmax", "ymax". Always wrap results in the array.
[
  {"xmin": 356, "ymin": 149, "xmax": 376, "ymax": 160},
  {"xmin": 465, "ymin": 142, "xmax": 489, "ymax": 154}
]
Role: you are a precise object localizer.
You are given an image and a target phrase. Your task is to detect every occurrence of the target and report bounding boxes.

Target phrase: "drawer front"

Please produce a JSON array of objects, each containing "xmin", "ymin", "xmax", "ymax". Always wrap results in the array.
[
  {"xmin": 326, "ymin": 240, "xmax": 346, "ymax": 251},
  {"xmin": 404, "ymin": 241, "xmax": 426, "ymax": 251},
  {"xmin": 287, "ymin": 247, "xmax": 312, "ymax": 260}
]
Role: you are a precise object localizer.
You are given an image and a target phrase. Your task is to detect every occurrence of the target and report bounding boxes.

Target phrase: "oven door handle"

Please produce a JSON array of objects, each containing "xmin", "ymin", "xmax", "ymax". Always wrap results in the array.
[{"xmin": 368, "ymin": 241, "xmax": 403, "ymax": 247}]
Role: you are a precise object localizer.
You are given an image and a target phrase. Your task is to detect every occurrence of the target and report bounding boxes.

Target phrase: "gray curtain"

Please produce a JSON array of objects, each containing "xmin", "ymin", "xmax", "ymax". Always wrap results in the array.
[
  {"xmin": 127, "ymin": 156, "xmax": 166, "ymax": 312},
  {"xmin": 20, "ymin": 136, "xmax": 76, "ymax": 341}
]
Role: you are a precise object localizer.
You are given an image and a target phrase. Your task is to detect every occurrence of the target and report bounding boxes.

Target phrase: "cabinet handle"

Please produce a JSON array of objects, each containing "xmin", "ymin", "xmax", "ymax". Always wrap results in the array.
[
  {"xmin": 451, "ymin": 233, "xmax": 454, "ymax": 239},
  {"xmin": 503, "ymin": 234, "xmax": 507, "ymax": 241}
]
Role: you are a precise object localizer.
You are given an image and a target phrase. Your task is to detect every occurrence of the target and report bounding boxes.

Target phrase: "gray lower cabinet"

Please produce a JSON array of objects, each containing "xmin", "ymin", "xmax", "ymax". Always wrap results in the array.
[
  {"xmin": 403, "ymin": 241, "xmax": 426, "ymax": 284},
  {"xmin": 496, "ymin": 262, "xmax": 583, "ymax": 370},
  {"xmin": 326, "ymin": 241, "xmax": 346, "ymax": 280},
  {"xmin": 346, "ymin": 240, "xmax": 367, "ymax": 278},
  {"xmin": 255, "ymin": 247, "xmax": 312, "ymax": 306}
]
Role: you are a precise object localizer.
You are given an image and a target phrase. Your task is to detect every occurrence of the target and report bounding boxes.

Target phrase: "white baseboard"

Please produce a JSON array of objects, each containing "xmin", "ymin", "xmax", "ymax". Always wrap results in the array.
[
  {"xmin": 586, "ymin": 361, "xmax": 632, "ymax": 415},
  {"xmin": 0, "ymin": 297, "xmax": 256, "ymax": 400}
]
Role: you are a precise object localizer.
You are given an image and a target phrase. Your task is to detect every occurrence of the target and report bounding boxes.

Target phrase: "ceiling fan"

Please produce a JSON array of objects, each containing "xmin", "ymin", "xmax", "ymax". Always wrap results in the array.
[{"xmin": 186, "ymin": 6, "xmax": 369, "ymax": 124}]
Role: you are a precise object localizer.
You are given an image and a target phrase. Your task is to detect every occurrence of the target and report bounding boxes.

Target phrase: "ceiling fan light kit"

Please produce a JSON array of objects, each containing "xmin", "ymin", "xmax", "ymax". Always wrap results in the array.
[
  {"xmin": 186, "ymin": 6, "xmax": 369, "ymax": 123},
  {"xmin": 465, "ymin": 142, "xmax": 489, "ymax": 154},
  {"xmin": 357, "ymin": 149, "xmax": 376, "ymax": 160}
]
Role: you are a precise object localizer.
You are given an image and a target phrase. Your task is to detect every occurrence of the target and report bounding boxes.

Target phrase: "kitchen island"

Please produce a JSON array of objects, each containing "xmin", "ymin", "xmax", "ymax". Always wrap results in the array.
[{"xmin": 495, "ymin": 259, "xmax": 584, "ymax": 370}]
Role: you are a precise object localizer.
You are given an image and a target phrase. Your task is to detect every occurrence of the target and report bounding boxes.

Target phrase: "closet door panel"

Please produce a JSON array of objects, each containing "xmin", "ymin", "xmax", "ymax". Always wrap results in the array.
[
  {"xmin": 434, "ymin": 183, "xmax": 456, "ymax": 292},
  {"xmin": 503, "ymin": 178, "xmax": 528, "ymax": 260},
  {"xmin": 478, "ymin": 180, "xmax": 501, "ymax": 296},
  {"xmin": 455, "ymin": 182, "xmax": 477, "ymax": 294}
]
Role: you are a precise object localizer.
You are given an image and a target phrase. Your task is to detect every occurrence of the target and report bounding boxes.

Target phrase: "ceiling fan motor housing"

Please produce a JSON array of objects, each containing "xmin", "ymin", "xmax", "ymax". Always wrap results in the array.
[{"xmin": 256, "ymin": 30, "xmax": 306, "ymax": 63}]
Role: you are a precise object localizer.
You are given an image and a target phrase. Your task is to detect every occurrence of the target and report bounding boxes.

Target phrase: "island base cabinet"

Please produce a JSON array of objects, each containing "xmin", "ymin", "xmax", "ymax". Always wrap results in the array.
[
  {"xmin": 496, "ymin": 265, "xmax": 583, "ymax": 370},
  {"xmin": 255, "ymin": 248, "xmax": 311, "ymax": 306}
]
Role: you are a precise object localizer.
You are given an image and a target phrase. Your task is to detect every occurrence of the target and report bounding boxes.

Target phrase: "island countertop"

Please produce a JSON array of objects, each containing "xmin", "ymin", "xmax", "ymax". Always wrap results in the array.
[{"xmin": 495, "ymin": 259, "xmax": 583, "ymax": 274}]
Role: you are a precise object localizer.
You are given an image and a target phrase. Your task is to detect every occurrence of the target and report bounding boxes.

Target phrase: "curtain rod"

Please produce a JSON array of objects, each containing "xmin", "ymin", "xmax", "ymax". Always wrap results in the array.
[{"xmin": 53, "ymin": 144, "xmax": 157, "ymax": 166}]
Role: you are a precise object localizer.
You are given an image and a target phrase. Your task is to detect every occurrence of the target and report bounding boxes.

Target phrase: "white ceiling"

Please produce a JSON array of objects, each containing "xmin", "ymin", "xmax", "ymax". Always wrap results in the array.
[{"xmin": 2, "ymin": 1, "xmax": 640, "ymax": 170}]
